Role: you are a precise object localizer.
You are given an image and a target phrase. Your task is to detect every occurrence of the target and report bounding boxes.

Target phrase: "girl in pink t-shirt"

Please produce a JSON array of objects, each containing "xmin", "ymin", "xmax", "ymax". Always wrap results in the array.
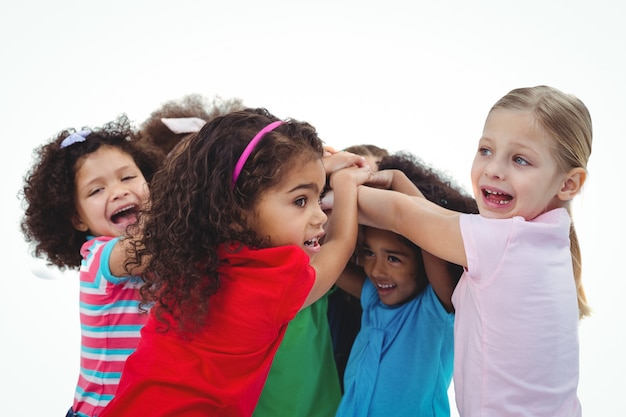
[{"xmin": 357, "ymin": 85, "xmax": 592, "ymax": 417}]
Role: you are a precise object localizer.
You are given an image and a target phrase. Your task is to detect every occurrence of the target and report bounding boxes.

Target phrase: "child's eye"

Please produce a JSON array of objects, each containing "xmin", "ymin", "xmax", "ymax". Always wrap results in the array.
[
  {"xmin": 513, "ymin": 156, "xmax": 530, "ymax": 166},
  {"xmin": 363, "ymin": 248, "xmax": 374, "ymax": 258},
  {"xmin": 87, "ymin": 187, "xmax": 103, "ymax": 197},
  {"xmin": 295, "ymin": 197, "xmax": 306, "ymax": 207},
  {"xmin": 478, "ymin": 147, "xmax": 492, "ymax": 156},
  {"xmin": 122, "ymin": 175, "xmax": 137, "ymax": 181},
  {"xmin": 387, "ymin": 255, "xmax": 401, "ymax": 263}
]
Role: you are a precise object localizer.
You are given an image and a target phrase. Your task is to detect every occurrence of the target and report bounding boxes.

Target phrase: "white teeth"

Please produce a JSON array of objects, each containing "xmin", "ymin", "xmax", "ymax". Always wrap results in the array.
[
  {"xmin": 377, "ymin": 283, "xmax": 395, "ymax": 289},
  {"xmin": 304, "ymin": 237, "xmax": 318, "ymax": 247},
  {"xmin": 484, "ymin": 189, "xmax": 511, "ymax": 204},
  {"xmin": 114, "ymin": 205, "xmax": 134, "ymax": 215},
  {"xmin": 485, "ymin": 190, "xmax": 504, "ymax": 195}
]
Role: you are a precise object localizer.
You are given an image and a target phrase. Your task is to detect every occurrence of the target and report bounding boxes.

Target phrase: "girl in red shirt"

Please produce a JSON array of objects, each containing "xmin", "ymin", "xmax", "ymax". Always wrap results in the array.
[{"xmin": 101, "ymin": 108, "xmax": 373, "ymax": 417}]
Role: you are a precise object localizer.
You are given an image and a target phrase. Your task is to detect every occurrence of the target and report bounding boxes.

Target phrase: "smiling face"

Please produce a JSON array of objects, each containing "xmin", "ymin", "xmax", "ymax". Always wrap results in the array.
[
  {"xmin": 72, "ymin": 145, "xmax": 150, "ymax": 237},
  {"xmin": 471, "ymin": 109, "xmax": 569, "ymax": 221},
  {"xmin": 362, "ymin": 227, "xmax": 422, "ymax": 306},
  {"xmin": 246, "ymin": 157, "xmax": 328, "ymax": 259}
]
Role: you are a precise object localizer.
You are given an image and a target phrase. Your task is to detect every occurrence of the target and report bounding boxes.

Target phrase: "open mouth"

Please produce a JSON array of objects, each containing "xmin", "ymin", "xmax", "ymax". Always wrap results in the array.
[
  {"xmin": 111, "ymin": 204, "xmax": 139, "ymax": 225},
  {"xmin": 304, "ymin": 237, "xmax": 320, "ymax": 248},
  {"xmin": 483, "ymin": 189, "xmax": 512, "ymax": 205}
]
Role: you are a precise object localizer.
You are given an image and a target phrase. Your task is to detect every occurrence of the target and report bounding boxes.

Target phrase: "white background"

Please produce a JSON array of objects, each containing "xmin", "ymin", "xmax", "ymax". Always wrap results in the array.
[{"xmin": 1, "ymin": 1, "xmax": 624, "ymax": 415}]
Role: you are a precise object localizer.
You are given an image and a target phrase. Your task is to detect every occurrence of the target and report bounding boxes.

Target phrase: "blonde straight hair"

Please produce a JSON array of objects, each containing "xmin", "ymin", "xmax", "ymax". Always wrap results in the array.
[{"xmin": 490, "ymin": 85, "xmax": 593, "ymax": 319}]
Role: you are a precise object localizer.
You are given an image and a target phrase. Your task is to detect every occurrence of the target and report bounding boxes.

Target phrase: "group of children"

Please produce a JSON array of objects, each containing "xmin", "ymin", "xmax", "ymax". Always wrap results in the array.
[{"xmin": 20, "ymin": 85, "xmax": 593, "ymax": 417}]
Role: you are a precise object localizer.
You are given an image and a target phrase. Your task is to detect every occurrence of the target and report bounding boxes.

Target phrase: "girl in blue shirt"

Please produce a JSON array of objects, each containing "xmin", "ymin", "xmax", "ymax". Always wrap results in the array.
[{"xmin": 334, "ymin": 152, "xmax": 477, "ymax": 417}]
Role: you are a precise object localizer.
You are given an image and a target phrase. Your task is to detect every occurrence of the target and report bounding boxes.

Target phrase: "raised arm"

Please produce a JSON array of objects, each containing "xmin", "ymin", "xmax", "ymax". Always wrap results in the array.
[
  {"xmin": 376, "ymin": 168, "xmax": 460, "ymax": 311},
  {"xmin": 303, "ymin": 165, "xmax": 372, "ymax": 309},
  {"xmin": 109, "ymin": 236, "xmax": 146, "ymax": 278},
  {"xmin": 335, "ymin": 261, "xmax": 366, "ymax": 299},
  {"xmin": 109, "ymin": 215, "xmax": 150, "ymax": 278},
  {"xmin": 421, "ymin": 250, "xmax": 457, "ymax": 312},
  {"xmin": 357, "ymin": 183, "xmax": 467, "ymax": 268}
]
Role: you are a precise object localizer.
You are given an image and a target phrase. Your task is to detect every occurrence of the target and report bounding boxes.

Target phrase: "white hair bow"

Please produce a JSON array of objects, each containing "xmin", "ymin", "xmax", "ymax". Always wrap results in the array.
[{"xmin": 161, "ymin": 117, "xmax": 206, "ymax": 134}]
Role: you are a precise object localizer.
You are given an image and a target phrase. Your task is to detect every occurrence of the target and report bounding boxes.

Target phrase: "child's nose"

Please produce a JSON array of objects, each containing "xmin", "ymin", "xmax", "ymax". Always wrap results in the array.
[
  {"xmin": 314, "ymin": 205, "xmax": 328, "ymax": 226},
  {"xmin": 110, "ymin": 184, "xmax": 130, "ymax": 200},
  {"xmin": 370, "ymin": 259, "xmax": 386, "ymax": 278},
  {"xmin": 484, "ymin": 157, "xmax": 505, "ymax": 179}
]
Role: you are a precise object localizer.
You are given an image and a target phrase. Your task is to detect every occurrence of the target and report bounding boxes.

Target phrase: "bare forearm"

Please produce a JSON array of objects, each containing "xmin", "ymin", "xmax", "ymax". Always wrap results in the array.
[
  {"xmin": 389, "ymin": 169, "xmax": 424, "ymax": 198},
  {"xmin": 305, "ymin": 168, "xmax": 367, "ymax": 308},
  {"xmin": 357, "ymin": 185, "xmax": 404, "ymax": 232},
  {"xmin": 109, "ymin": 237, "xmax": 147, "ymax": 278},
  {"xmin": 323, "ymin": 182, "xmax": 359, "ymax": 260},
  {"xmin": 335, "ymin": 261, "xmax": 365, "ymax": 299},
  {"xmin": 422, "ymin": 250, "xmax": 456, "ymax": 312},
  {"xmin": 358, "ymin": 185, "xmax": 467, "ymax": 266}
]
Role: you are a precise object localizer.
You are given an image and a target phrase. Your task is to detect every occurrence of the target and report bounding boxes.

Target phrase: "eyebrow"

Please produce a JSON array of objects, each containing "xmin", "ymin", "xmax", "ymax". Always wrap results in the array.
[
  {"xmin": 479, "ymin": 136, "xmax": 541, "ymax": 154},
  {"xmin": 383, "ymin": 249, "xmax": 411, "ymax": 257},
  {"xmin": 77, "ymin": 165, "xmax": 138, "ymax": 190},
  {"xmin": 364, "ymin": 244, "xmax": 411, "ymax": 258},
  {"xmin": 287, "ymin": 182, "xmax": 321, "ymax": 194}
]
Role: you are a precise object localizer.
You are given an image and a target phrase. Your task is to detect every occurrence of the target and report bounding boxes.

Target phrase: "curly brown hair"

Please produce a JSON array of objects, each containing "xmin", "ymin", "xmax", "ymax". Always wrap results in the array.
[
  {"xmin": 20, "ymin": 115, "xmax": 164, "ymax": 270},
  {"xmin": 135, "ymin": 108, "xmax": 324, "ymax": 332},
  {"xmin": 375, "ymin": 151, "xmax": 479, "ymax": 290},
  {"xmin": 135, "ymin": 94, "xmax": 246, "ymax": 156}
]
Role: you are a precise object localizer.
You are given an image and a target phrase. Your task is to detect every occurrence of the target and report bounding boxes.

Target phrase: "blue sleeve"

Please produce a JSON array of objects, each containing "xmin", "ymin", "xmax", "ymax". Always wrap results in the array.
[
  {"xmin": 422, "ymin": 285, "xmax": 455, "ymax": 324},
  {"xmin": 99, "ymin": 237, "xmax": 141, "ymax": 285},
  {"xmin": 360, "ymin": 278, "xmax": 377, "ymax": 311}
]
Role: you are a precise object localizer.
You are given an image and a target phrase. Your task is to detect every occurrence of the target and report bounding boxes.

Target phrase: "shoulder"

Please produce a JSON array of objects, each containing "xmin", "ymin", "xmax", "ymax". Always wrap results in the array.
[{"xmin": 80, "ymin": 236, "xmax": 118, "ymax": 257}]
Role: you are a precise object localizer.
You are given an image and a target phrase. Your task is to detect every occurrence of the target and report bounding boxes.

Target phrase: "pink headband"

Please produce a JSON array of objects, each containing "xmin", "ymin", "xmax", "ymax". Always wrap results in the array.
[{"xmin": 231, "ymin": 120, "xmax": 284, "ymax": 188}]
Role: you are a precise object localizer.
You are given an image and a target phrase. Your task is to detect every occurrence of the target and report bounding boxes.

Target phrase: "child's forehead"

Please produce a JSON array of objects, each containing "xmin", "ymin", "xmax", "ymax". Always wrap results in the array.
[
  {"xmin": 483, "ymin": 109, "xmax": 553, "ymax": 147},
  {"xmin": 275, "ymin": 157, "xmax": 325, "ymax": 191},
  {"xmin": 364, "ymin": 227, "xmax": 399, "ymax": 243},
  {"xmin": 364, "ymin": 227, "xmax": 417, "ymax": 251},
  {"xmin": 75, "ymin": 146, "xmax": 137, "ymax": 174}
]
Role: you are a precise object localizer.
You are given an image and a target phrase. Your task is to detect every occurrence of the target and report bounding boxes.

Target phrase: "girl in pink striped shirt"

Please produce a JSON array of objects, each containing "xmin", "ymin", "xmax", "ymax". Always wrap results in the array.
[{"xmin": 21, "ymin": 115, "xmax": 162, "ymax": 417}]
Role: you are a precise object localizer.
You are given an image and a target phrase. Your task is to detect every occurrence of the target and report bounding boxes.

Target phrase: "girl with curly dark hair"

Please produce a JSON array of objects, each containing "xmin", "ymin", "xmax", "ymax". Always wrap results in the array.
[
  {"xmin": 101, "ymin": 108, "xmax": 374, "ymax": 417},
  {"xmin": 20, "ymin": 115, "xmax": 163, "ymax": 417},
  {"xmin": 334, "ymin": 152, "xmax": 478, "ymax": 417}
]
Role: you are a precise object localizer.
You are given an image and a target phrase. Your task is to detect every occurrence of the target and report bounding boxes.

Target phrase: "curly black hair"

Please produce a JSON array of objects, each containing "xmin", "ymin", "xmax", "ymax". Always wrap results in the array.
[
  {"xmin": 135, "ymin": 94, "xmax": 246, "ymax": 156},
  {"xmin": 20, "ymin": 115, "xmax": 164, "ymax": 270},
  {"xmin": 135, "ymin": 108, "xmax": 324, "ymax": 332}
]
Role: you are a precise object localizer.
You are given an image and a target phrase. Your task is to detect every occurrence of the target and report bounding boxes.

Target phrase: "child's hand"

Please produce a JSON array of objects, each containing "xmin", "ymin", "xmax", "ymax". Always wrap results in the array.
[
  {"xmin": 323, "ymin": 145, "xmax": 339, "ymax": 156},
  {"xmin": 323, "ymin": 149, "xmax": 366, "ymax": 176},
  {"xmin": 322, "ymin": 165, "xmax": 380, "ymax": 211},
  {"xmin": 365, "ymin": 169, "xmax": 395, "ymax": 189},
  {"xmin": 329, "ymin": 165, "xmax": 374, "ymax": 189}
]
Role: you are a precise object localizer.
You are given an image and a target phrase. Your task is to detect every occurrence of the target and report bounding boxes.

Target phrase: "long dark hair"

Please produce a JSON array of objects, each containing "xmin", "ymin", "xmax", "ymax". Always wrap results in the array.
[{"xmin": 134, "ymin": 108, "xmax": 324, "ymax": 332}]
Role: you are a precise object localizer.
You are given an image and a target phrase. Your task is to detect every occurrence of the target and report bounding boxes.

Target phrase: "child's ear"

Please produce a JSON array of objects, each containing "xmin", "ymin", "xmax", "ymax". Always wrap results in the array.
[
  {"xmin": 71, "ymin": 214, "xmax": 89, "ymax": 232},
  {"xmin": 558, "ymin": 167, "xmax": 586, "ymax": 201}
]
